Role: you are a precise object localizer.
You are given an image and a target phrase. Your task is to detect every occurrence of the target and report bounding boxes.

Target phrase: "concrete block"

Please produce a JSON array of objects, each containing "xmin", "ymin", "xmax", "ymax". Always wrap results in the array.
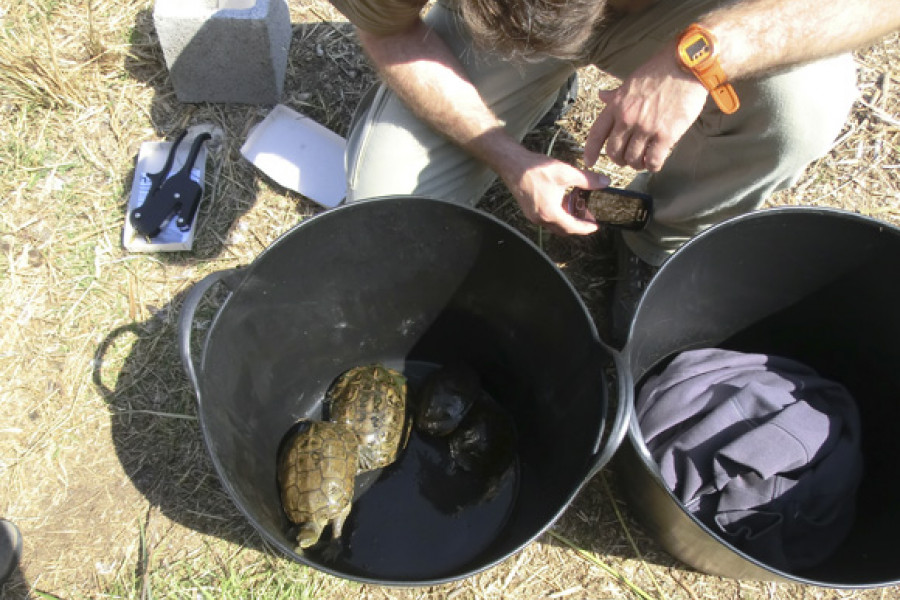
[{"xmin": 154, "ymin": 0, "xmax": 292, "ymax": 105}]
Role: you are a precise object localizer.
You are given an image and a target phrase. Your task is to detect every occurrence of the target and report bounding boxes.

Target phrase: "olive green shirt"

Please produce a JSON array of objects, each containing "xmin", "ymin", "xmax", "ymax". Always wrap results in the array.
[{"xmin": 329, "ymin": 0, "xmax": 428, "ymax": 35}]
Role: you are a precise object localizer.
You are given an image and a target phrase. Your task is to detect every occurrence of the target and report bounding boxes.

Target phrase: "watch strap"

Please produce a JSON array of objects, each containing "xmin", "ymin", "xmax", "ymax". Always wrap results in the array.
[{"xmin": 708, "ymin": 81, "xmax": 740, "ymax": 115}]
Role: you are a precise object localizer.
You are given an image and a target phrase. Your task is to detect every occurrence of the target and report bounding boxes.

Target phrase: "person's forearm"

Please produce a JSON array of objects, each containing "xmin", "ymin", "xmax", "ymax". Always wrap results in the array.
[
  {"xmin": 701, "ymin": 0, "xmax": 900, "ymax": 80},
  {"xmin": 357, "ymin": 22, "xmax": 528, "ymax": 179}
]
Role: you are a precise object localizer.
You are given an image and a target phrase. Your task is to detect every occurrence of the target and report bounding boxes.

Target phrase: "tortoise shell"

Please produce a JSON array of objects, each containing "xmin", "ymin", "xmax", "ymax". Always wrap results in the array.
[
  {"xmin": 327, "ymin": 364, "xmax": 409, "ymax": 471},
  {"xmin": 277, "ymin": 420, "xmax": 359, "ymax": 550}
]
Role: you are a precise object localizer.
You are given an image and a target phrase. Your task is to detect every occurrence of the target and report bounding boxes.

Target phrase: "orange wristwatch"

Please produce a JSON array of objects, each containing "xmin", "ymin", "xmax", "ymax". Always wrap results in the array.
[{"xmin": 676, "ymin": 24, "xmax": 740, "ymax": 114}]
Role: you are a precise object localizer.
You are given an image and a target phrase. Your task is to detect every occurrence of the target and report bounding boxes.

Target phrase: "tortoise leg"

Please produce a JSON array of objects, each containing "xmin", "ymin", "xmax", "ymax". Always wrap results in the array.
[
  {"xmin": 321, "ymin": 504, "xmax": 353, "ymax": 561},
  {"xmin": 330, "ymin": 502, "xmax": 353, "ymax": 540},
  {"xmin": 296, "ymin": 520, "xmax": 325, "ymax": 552},
  {"xmin": 401, "ymin": 409, "xmax": 412, "ymax": 450}
]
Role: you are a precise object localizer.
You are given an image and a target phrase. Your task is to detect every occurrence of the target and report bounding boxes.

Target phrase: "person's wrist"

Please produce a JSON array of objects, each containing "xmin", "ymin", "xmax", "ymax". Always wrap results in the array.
[
  {"xmin": 646, "ymin": 42, "xmax": 704, "ymax": 87},
  {"xmin": 648, "ymin": 43, "xmax": 712, "ymax": 105},
  {"xmin": 487, "ymin": 141, "xmax": 537, "ymax": 187}
]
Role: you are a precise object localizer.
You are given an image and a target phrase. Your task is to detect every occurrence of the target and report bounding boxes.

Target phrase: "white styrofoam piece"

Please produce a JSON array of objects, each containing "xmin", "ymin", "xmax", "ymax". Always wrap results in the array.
[{"xmin": 240, "ymin": 104, "xmax": 346, "ymax": 208}]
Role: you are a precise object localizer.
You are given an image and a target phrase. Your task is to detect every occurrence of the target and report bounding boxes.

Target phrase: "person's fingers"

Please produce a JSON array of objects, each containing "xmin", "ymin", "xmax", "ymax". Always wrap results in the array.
[
  {"xmin": 603, "ymin": 124, "xmax": 632, "ymax": 167},
  {"xmin": 642, "ymin": 139, "xmax": 666, "ymax": 172},
  {"xmin": 584, "ymin": 108, "xmax": 614, "ymax": 166},
  {"xmin": 643, "ymin": 129, "xmax": 677, "ymax": 172},
  {"xmin": 545, "ymin": 208, "xmax": 600, "ymax": 236},
  {"xmin": 572, "ymin": 169, "xmax": 611, "ymax": 191},
  {"xmin": 623, "ymin": 131, "xmax": 654, "ymax": 170},
  {"xmin": 529, "ymin": 194, "xmax": 599, "ymax": 236}
]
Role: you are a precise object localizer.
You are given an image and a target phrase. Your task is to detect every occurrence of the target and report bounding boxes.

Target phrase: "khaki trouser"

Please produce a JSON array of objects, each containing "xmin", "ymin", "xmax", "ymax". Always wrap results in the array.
[{"xmin": 345, "ymin": 0, "xmax": 858, "ymax": 265}]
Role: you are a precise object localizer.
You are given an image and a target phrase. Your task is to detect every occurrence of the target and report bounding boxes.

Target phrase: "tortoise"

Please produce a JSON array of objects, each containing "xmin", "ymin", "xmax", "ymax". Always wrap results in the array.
[
  {"xmin": 448, "ymin": 394, "xmax": 517, "ymax": 478},
  {"xmin": 446, "ymin": 393, "xmax": 518, "ymax": 506},
  {"xmin": 277, "ymin": 420, "xmax": 359, "ymax": 551},
  {"xmin": 415, "ymin": 362, "xmax": 481, "ymax": 437},
  {"xmin": 327, "ymin": 363, "xmax": 410, "ymax": 471}
]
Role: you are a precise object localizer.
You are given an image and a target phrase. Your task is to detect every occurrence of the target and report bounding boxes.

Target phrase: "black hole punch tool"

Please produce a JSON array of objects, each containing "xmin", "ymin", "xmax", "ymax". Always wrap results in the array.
[{"xmin": 129, "ymin": 130, "xmax": 212, "ymax": 238}]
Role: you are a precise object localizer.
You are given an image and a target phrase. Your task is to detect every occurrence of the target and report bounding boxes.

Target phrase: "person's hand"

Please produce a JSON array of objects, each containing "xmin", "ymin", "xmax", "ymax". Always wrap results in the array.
[
  {"xmin": 584, "ymin": 45, "xmax": 710, "ymax": 172},
  {"xmin": 500, "ymin": 150, "xmax": 611, "ymax": 236}
]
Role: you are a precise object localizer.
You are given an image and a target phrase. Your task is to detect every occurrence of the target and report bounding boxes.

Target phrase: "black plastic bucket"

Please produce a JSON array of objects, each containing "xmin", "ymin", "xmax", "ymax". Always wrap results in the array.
[
  {"xmin": 618, "ymin": 207, "xmax": 900, "ymax": 588},
  {"xmin": 179, "ymin": 197, "xmax": 631, "ymax": 585}
]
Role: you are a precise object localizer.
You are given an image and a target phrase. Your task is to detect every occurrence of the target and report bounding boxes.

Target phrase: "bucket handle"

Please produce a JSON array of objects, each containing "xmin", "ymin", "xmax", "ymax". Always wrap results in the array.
[
  {"xmin": 586, "ymin": 345, "xmax": 635, "ymax": 479},
  {"xmin": 177, "ymin": 267, "xmax": 244, "ymax": 403}
]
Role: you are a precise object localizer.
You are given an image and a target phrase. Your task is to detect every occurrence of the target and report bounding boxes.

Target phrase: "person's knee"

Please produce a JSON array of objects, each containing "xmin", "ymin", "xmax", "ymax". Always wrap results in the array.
[{"xmin": 745, "ymin": 54, "xmax": 858, "ymax": 167}]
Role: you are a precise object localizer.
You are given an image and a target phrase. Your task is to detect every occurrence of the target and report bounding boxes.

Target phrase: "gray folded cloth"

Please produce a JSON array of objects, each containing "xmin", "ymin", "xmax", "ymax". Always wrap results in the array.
[{"xmin": 636, "ymin": 348, "xmax": 863, "ymax": 571}]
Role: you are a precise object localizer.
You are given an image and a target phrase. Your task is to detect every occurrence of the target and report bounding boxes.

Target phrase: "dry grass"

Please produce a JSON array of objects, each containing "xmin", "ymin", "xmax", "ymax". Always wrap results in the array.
[{"xmin": 0, "ymin": 0, "xmax": 898, "ymax": 597}]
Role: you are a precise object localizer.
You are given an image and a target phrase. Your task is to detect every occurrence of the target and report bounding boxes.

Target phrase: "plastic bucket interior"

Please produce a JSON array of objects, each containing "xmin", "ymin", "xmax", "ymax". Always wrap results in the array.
[
  {"xmin": 619, "ymin": 207, "xmax": 900, "ymax": 588},
  {"xmin": 178, "ymin": 197, "xmax": 631, "ymax": 585}
]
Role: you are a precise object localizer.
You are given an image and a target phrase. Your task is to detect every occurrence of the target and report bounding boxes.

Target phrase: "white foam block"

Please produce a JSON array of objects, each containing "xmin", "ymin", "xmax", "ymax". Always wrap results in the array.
[{"xmin": 240, "ymin": 104, "xmax": 347, "ymax": 208}]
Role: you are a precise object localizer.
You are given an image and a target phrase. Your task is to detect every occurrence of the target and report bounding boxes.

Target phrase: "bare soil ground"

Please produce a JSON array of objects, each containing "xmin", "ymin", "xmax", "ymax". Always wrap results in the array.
[{"xmin": 1, "ymin": 0, "xmax": 899, "ymax": 597}]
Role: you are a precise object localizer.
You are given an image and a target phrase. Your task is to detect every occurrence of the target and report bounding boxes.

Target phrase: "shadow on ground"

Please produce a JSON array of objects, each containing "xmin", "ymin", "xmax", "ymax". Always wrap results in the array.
[
  {"xmin": 92, "ymin": 293, "xmax": 261, "ymax": 552},
  {"xmin": 1, "ymin": 566, "xmax": 29, "ymax": 600}
]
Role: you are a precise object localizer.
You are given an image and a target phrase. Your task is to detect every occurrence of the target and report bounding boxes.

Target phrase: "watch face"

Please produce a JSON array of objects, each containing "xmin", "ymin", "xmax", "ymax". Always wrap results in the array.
[{"xmin": 682, "ymin": 34, "xmax": 711, "ymax": 65}]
